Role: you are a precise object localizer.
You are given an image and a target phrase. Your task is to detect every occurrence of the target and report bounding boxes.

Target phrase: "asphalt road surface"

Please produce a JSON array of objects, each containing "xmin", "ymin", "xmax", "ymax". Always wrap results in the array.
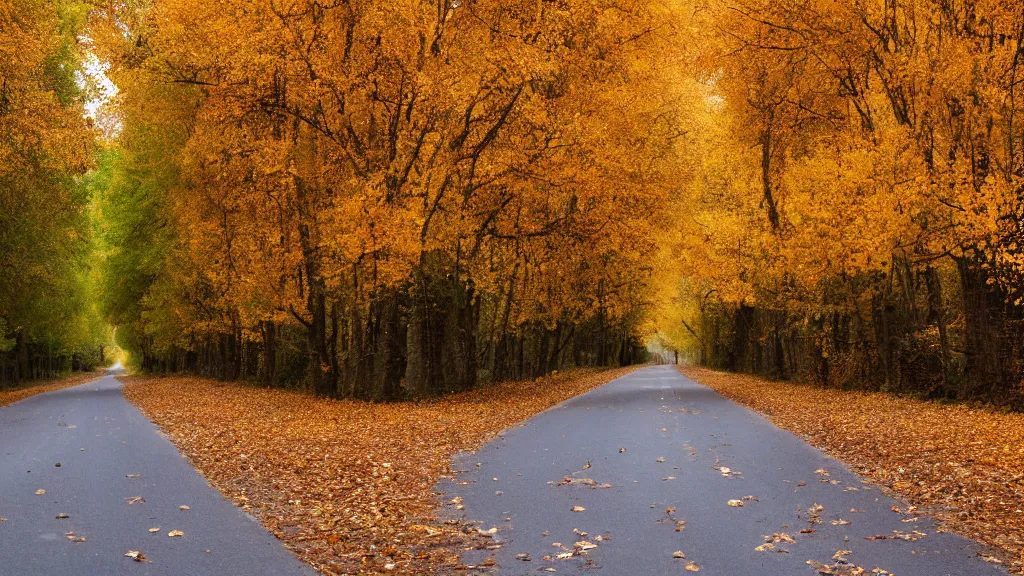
[
  {"xmin": 440, "ymin": 365, "xmax": 1007, "ymax": 576},
  {"xmin": 0, "ymin": 369, "xmax": 314, "ymax": 576}
]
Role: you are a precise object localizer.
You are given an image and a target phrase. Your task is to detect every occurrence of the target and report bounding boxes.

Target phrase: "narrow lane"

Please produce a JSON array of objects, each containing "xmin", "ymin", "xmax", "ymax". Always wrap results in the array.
[
  {"xmin": 440, "ymin": 365, "xmax": 1006, "ymax": 575},
  {"xmin": 0, "ymin": 371, "xmax": 314, "ymax": 576}
]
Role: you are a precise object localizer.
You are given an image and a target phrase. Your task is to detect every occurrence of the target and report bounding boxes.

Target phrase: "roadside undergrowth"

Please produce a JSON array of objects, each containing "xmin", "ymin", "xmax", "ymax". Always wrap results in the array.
[
  {"xmin": 0, "ymin": 370, "xmax": 106, "ymax": 408},
  {"xmin": 680, "ymin": 365, "xmax": 1023, "ymax": 574},
  {"xmin": 122, "ymin": 366, "xmax": 639, "ymax": 575}
]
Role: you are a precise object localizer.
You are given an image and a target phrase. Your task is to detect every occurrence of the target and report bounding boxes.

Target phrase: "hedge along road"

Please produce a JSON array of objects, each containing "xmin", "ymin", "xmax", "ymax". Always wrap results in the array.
[
  {"xmin": 0, "ymin": 369, "xmax": 315, "ymax": 576},
  {"xmin": 439, "ymin": 365, "xmax": 1007, "ymax": 575}
]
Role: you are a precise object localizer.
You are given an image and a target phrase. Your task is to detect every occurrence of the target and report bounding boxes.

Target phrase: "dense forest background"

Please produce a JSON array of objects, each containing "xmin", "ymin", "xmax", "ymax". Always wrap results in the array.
[{"xmin": 5, "ymin": 0, "xmax": 1024, "ymax": 405}]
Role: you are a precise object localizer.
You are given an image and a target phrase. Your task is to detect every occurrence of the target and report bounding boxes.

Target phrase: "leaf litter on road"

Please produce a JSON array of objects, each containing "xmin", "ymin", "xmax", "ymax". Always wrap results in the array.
[
  {"xmin": 123, "ymin": 367, "xmax": 639, "ymax": 575},
  {"xmin": 681, "ymin": 366, "xmax": 1024, "ymax": 572}
]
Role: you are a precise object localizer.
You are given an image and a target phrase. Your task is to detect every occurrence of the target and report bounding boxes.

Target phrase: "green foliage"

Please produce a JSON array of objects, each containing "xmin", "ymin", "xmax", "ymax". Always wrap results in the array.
[
  {"xmin": 0, "ymin": 0, "xmax": 112, "ymax": 380},
  {"xmin": 93, "ymin": 126, "xmax": 182, "ymax": 362}
]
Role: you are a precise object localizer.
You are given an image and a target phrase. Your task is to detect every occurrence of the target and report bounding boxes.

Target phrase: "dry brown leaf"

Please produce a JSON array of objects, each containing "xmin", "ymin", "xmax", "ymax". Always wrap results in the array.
[{"xmin": 124, "ymin": 550, "xmax": 150, "ymax": 562}]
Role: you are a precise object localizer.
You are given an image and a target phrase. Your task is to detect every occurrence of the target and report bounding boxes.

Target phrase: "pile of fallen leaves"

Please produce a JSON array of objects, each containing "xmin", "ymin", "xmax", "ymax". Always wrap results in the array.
[
  {"xmin": 0, "ymin": 370, "xmax": 105, "ymax": 407},
  {"xmin": 122, "ymin": 367, "xmax": 637, "ymax": 575},
  {"xmin": 681, "ymin": 366, "xmax": 1024, "ymax": 573}
]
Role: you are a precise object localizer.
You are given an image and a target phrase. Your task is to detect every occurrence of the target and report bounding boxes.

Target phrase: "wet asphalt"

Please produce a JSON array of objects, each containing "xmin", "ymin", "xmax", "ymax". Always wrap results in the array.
[
  {"xmin": 438, "ymin": 365, "xmax": 1007, "ymax": 576},
  {"xmin": 0, "ymin": 370, "xmax": 315, "ymax": 576}
]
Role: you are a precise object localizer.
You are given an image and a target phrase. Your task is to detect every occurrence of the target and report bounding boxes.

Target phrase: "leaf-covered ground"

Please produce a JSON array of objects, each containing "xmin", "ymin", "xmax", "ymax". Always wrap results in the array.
[
  {"xmin": 680, "ymin": 366, "xmax": 1024, "ymax": 574},
  {"xmin": 0, "ymin": 370, "xmax": 105, "ymax": 407},
  {"xmin": 122, "ymin": 367, "xmax": 638, "ymax": 575}
]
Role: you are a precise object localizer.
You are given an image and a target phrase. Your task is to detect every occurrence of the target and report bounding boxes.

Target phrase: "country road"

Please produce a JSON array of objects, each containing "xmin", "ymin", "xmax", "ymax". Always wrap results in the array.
[
  {"xmin": 0, "ymin": 366, "xmax": 1011, "ymax": 575},
  {"xmin": 440, "ymin": 366, "xmax": 1007, "ymax": 575},
  {"xmin": 0, "ymin": 370, "xmax": 313, "ymax": 576}
]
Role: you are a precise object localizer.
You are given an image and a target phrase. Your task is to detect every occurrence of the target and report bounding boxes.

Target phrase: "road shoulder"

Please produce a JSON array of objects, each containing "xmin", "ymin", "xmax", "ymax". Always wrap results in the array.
[
  {"xmin": 0, "ymin": 370, "xmax": 106, "ymax": 407},
  {"xmin": 680, "ymin": 365, "xmax": 1019, "ymax": 573}
]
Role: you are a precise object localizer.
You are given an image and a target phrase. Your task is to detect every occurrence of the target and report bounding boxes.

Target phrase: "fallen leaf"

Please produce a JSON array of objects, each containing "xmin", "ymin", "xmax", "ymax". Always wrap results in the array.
[
  {"xmin": 148, "ymin": 527, "xmax": 160, "ymax": 533},
  {"xmin": 34, "ymin": 489, "xmax": 45, "ymax": 496},
  {"xmin": 124, "ymin": 550, "xmax": 150, "ymax": 562},
  {"xmin": 178, "ymin": 505, "xmax": 190, "ymax": 511},
  {"xmin": 727, "ymin": 499, "xmax": 744, "ymax": 507},
  {"xmin": 168, "ymin": 530, "xmax": 184, "ymax": 537},
  {"xmin": 571, "ymin": 506, "xmax": 586, "ymax": 512},
  {"xmin": 685, "ymin": 562, "xmax": 701, "ymax": 571},
  {"xmin": 55, "ymin": 513, "xmax": 69, "ymax": 519},
  {"xmin": 807, "ymin": 560, "xmax": 833, "ymax": 574}
]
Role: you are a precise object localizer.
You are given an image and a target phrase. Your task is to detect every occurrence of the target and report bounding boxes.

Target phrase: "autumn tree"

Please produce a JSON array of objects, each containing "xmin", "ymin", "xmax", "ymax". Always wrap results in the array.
[
  {"xmin": 92, "ymin": 0, "xmax": 694, "ymax": 397},
  {"xmin": 0, "ymin": 0, "xmax": 111, "ymax": 384},
  {"xmin": 664, "ymin": 0, "xmax": 1024, "ymax": 401}
]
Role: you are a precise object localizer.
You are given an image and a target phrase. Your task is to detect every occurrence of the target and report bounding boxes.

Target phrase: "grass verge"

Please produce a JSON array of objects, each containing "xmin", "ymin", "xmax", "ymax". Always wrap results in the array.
[{"xmin": 122, "ymin": 366, "xmax": 639, "ymax": 575}]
